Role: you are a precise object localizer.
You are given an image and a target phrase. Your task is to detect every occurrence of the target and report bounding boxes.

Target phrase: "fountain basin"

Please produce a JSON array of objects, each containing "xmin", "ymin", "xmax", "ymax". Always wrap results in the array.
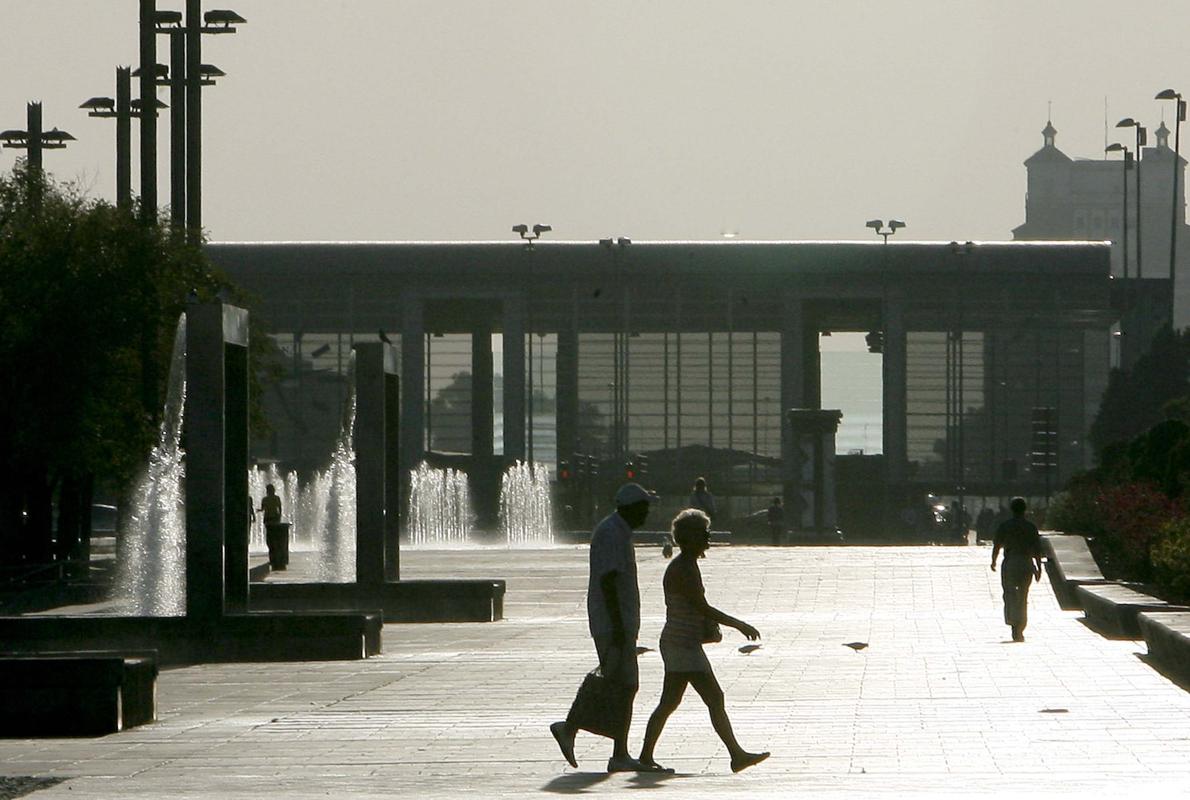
[
  {"xmin": 249, "ymin": 579, "xmax": 505, "ymax": 623},
  {"xmin": 0, "ymin": 611, "xmax": 381, "ymax": 666}
]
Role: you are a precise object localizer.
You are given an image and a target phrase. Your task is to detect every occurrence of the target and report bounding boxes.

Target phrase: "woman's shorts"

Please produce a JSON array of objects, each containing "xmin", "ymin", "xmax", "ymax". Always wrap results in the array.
[{"xmin": 659, "ymin": 637, "xmax": 712, "ymax": 674}]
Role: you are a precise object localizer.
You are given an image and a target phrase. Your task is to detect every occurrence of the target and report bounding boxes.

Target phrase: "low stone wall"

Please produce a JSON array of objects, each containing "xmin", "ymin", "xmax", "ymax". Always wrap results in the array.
[
  {"xmin": 1041, "ymin": 532, "xmax": 1109, "ymax": 610},
  {"xmin": 0, "ymin": 653, "xmax": 156, "ymax": 736},
  {"xmin": 1076, "ymin": 583, "xmax": 1190, "ymax": 638},
  {"xmin": 1138, "ymin": 612, "xmax": 1190, "ymax": 681}
]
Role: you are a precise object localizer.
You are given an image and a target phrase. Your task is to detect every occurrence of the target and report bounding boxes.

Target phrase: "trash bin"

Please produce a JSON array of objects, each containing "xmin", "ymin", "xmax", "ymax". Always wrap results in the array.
[{"xmin": 265, "ymin": 522, "xmax": 290, "ymax": 570}]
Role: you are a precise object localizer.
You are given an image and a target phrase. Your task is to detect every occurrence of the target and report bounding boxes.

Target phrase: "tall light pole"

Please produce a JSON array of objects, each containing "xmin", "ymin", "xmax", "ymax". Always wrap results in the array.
[
  {"xmin": 1117, "ymin": 118, "xmax": 1148, "ymax": 277},
  {"xmin": 513, "ymin": 223, "xmax": 551, "ymax": 466},
  {"xmin": 1157, "ymin": 89, "xmax": 1185, "ymax": 325},
  {"xmin": 866, "ymin": 218, "xmax": 905, "ymax": 243},
  {"xmin": 1, "ymin": 102, "xmax": 74, "ymax": 174},
  {"xmin": 83, "ymin": 68, "xmax": 165, "ymax": 210},
  {"xmin": 186, "ymin": 6, "xmax": 245, "ymax": 238},
  {"xmin": 1106, "ymin": 143, "xmax": 1132, "ymax": 278}
]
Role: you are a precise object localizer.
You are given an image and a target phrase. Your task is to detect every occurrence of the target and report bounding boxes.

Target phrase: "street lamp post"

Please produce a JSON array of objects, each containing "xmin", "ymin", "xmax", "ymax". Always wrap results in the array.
[
  {"xmin": 1, "ymin": 102, "xmax": 74, "ymax": 173},
  {"xmin": 1106, "ymin": 143, "xmax": 1132, "ymax": 279},
  {"xmin": 1117, "ymin": 118, "xmax": 1148, "ymax": 277},
  {"xmin": 866, "ymin": 218, "xmax": 906, "ymax": 243},
  {"xmin": 513, "ymin": 223, "xmax": 551, "ymax": 466},
  {"xmin": 1157, "ymin": 89, "xmax": 1185, "ymax": 325},
  {"xmin": 82, "ymin": 67, "xmax": 160, "ymax": 210}
]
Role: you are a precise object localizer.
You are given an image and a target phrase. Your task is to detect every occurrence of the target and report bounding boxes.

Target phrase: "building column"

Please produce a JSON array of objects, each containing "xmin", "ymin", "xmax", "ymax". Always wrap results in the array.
[
  {"xmin": 556, "ymin": 328, "xmax": 579, "ymax": 465},
  {"xmin": 400, "ymin": 297, "xmax": 425, "ymax": 488},
  {"xmin": 471, "ymin": 321, "xmax": 495, "ymax": 459},
  {"xmin": 184, "ymin": 303, "xmax": 249, "ymax": 622},
  {"xmin": 883, "ymin": 293, "xmax": 908, "ymax": 485},
  {"xmin": 780, "ymin": 293, "xmax": 807, "ymax": 514},
  {"xmin": 354, "ymin": 342, "xmax": 400, "ymax": 585},
  {"xmin": 502, "ymin": 297, "xmax": 527, "ymax": 462}
]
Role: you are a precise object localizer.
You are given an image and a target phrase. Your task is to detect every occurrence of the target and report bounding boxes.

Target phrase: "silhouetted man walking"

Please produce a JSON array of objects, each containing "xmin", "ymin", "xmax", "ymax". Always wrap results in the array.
[
  {"xmin": 551, "ymin": 482, "xmax": 659, "ymax": 773},
  {"xmin": 990, "ymin": 496, "xmax": 1043, "ymax": 642}
]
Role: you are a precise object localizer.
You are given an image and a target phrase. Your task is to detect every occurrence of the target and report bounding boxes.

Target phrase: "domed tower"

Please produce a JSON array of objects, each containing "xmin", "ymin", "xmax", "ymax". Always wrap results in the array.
[{"xmin": 1012, "ymin": 120, "xmax": 1074, "ymax": 239}]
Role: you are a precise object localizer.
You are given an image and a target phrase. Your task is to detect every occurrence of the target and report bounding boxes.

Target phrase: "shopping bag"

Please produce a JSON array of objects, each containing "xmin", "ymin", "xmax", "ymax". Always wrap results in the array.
[{"xmin": 567, "ymin": 666, "xmax": 629, "ymax": 738}]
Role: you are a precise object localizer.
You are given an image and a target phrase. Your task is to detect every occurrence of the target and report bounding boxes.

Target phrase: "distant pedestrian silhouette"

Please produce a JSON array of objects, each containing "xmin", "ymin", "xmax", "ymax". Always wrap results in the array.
[
  {"xmin": 990, "ymin": 496, "xmax": 1043, "ymax": 642},
  {"xmin": 766, "ymin": 497, "xmax": 785, "ymax": 545},
  {"xmin": 260, "ymin": 484, "xmax": 287, "ymax": 570},
  {"xmin": 638, "ymin": 508, "xmax": 769, "ymax": 774},
  {"xmin": 688, "ymin": 478, "xmax": 717, "ymax": 523}
]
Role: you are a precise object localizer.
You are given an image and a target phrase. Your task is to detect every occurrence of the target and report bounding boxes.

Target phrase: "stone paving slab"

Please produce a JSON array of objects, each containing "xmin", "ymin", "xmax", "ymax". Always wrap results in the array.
[{"xmin": 1, "ymin": 545, "xmax": 1189, "ymax": 798}]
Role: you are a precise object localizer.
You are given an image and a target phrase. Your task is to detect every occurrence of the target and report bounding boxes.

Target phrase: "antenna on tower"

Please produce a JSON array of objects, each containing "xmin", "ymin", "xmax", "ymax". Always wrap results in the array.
[{"xmin": 1104, "ymin": 96, "xmax": 1109, "ymax": 158}]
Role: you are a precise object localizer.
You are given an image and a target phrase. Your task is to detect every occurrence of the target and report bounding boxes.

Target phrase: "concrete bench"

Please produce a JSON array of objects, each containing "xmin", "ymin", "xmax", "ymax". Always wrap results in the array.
[
  {"xmin": 1138, "ymin": 612, "xmax": 1190, "ymax": 680},
  {"xmin": 1075, "ymin": 583, "xmax": 1190, "ymax": 638},
  {"xmin": 0, "ymin": 652, "xmax": 157, "ymax": 736},
  {"xmin": 1041, "ymin": 533, "xmax": 1109, "ymax": 610}
]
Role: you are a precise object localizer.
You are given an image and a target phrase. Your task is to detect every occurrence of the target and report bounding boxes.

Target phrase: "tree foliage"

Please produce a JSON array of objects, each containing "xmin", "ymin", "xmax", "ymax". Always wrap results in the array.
[
  {"xmin": 1090, "ymin": 326, "xmax": 1190, "ymax": 456},
  {"xmin": 0, "ymin": 165, "xmax": 275, "ymax": 566}
]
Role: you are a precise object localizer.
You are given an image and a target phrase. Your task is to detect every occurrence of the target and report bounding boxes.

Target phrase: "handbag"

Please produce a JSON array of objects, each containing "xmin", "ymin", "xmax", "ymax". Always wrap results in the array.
[
  {"xmin": 701, "ymin": 617, "xmax": 722, "ymax": 644},
  {"xmin": 567, "ymin": 666, "xmax": 630, "ymax": 738}
]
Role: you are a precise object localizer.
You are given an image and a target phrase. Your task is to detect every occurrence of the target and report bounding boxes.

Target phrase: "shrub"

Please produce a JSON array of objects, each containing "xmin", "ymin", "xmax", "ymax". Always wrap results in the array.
[
  {"xmin": 1089, "ymin": 482, "xmax": 1180, "ymax": 582},
  {"xmin": 1152, "ymin": 518, "xmax": 1190, "ymax": 603},
  {"xmin": 1044, "ymin": 488, "xmax": 1103, "ymax": 536}
]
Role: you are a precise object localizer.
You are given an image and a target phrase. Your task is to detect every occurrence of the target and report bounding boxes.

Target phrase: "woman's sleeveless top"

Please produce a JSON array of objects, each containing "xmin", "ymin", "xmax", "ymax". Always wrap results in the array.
[{"xmin": 660, "ymin": 558, "xmax": 706, "ymax": 647}]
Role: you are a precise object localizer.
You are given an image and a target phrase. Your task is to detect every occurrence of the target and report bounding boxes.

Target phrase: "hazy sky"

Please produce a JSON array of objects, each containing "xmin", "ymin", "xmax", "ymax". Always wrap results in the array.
[{"xmin": 4, "ymin": 1, "xmax": 1190, "ymax": 243}]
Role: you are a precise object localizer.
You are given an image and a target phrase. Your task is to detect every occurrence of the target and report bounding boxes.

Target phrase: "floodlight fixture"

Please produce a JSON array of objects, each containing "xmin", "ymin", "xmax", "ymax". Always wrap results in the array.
[
  {"xmin": 532, "ymin": 223, "xmax": 552, "ymax": 235},
  {"xmin": 888, "ymin": 220, "xmax": 906, "ymax": 231},
  {"xmin": 39, "ymin": 128, "xmax": 76, "ymax": 148},
  {"xmin": 154, "ymin": 9, "xmax": 184, "ymax": 29},
  {"xmin": 203, "ymin": 9, "xmax": 246, "ymax": 33},
  {"xmin": 865, "ymin": 219, "xmax": 883, "ymax": 230},
  {"xmin": 512, "ymin": 224, "xmax": 529, "ymax": 235},
  {"xmin": 80, "ymin": 97, "xmax": 116, "ymax": 117}
]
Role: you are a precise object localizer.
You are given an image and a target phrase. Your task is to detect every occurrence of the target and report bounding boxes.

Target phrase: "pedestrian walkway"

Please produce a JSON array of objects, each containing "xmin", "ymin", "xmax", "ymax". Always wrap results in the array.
[{"xmin": 1, "ymin": 545, "xmax": 1188, "ymax": 798}]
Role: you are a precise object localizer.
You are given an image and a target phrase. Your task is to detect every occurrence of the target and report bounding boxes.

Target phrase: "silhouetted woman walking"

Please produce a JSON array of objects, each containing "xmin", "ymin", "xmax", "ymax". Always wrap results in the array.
[{"xmin": 638, "ymin": 508, "xmax": 769, "ymax": 773}]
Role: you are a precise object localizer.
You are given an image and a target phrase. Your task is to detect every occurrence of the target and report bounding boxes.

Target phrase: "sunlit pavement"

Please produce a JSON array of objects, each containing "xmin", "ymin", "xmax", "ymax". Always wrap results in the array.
[{"xmin": 2, "ymin": 545, "xmax": 1189, "ymax": 798}]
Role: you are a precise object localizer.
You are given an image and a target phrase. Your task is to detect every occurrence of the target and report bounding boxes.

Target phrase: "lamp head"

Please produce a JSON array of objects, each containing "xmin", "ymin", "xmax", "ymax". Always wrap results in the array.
[
  {"xmin": 1157, "ymin": 89, "xmax": 1181, "ymax": 100},
  {"xmin": 203, "ymin": 9, "xmax": 247, "ymax": 33},
  {"xmin": 532, "ymin": 224, "xmax": 552, "ymax": 235},
  {"xmin": 80, "ymin": 97, "xmax": 116, "ymax": 116},
  {"xmin": 1105, "ymin": 142, "xmax": 1126, "ymax": 153},
  {"xmin": 865, "ymin": 219, "xmax": 883, "ymax": 230},
  {"xmin": 616, "ymin": 236, "xmax": 631, "ymax": 246},
  {"xmin": 154, "ymin": 9, "xmax": 183, "ymax": 28},
  {"xmin": 1116, "ymin": 117, "xmax": 1137, "ymax": 128},
  {"xmin": 888, "ymin": 220, "xmax": 906, "ymax": 231},
  {"xmin": 40, "ymin": 128, "xmax": 75, "ymax": 148},
  {"xmin": 512, "ymin": 224, "xmax": 528, "ymax": 235}
]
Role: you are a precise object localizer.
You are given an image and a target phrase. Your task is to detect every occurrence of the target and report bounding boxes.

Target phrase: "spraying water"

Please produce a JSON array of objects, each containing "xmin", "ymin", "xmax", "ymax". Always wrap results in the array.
[
  {"xmin": 408, "ymin": 462, "xmax": 472, "ymax": 546},
  {"xmin": 499, "ymin": 461, "xmax": 554, "ymax": 546},
  {"xmin": 114, "ymin": 316, "xmax": 187, "ymax": 616}
]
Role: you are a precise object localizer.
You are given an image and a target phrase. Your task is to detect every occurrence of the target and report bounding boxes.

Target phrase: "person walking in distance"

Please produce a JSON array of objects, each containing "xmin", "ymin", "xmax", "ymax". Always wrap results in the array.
[
  {"xmin": 550, "ymin": 483, "xmax": 661, "ymax": 773},
  {"xmin": 766, "ymin": 497, "xmax": 785, "ymax": 545},
  {"xmin": 688, "ymin": 477, "xmax": 717, "ymax": 524},
  {"xmin": 638, "ymin": 508, "xmax": 770, "ymax": 773},
  {"xmin": 990, "ymin": 496, "xmax": 1043, "ymax": 642}
]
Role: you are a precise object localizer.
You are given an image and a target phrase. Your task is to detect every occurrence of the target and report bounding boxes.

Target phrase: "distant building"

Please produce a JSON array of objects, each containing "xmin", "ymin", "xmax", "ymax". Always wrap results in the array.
[
  {"xmin": 210, "ymin": 240, "xmax": 1113, "ymax": 536},
  {"xmin": 1013, "ymin": 119, "xmax": 1187, "ymax": 351}
]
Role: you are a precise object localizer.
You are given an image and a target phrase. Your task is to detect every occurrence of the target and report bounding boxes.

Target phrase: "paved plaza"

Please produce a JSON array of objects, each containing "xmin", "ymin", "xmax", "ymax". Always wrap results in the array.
[{"xmin": 2, "ymin": 544, "xmax": 1189, "ymax": 798}]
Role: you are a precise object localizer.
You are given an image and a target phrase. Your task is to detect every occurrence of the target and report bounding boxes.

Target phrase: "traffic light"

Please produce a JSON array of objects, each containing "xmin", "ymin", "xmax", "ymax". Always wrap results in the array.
[
  {"xmin": 635, "ymin": 454, "xmax": 648, "ymax": 482},
  {"xmin": 558, "ymin": 460, "xmax": 572, "ymax": 482},
  {"xmin": 625, "ymin": 461, "xmax": 636, "ymax": 480}
]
